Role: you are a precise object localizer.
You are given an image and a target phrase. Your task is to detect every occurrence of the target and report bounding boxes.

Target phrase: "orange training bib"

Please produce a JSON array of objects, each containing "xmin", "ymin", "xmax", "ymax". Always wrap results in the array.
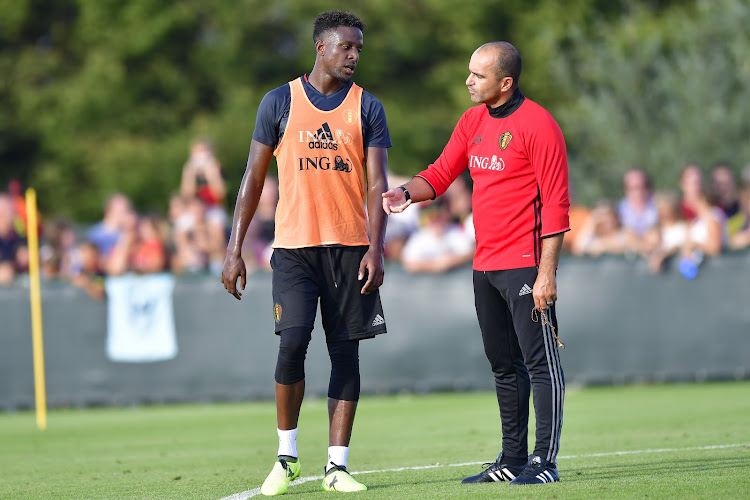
[{"xmin": 272, "ymin": 78, "xmax": 368, "ymax": 248}]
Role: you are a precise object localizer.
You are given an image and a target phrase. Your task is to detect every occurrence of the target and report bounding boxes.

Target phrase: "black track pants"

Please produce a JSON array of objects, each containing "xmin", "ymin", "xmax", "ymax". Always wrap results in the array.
[{"xmin": 473, "ymin": 268, "xmax": 565, "ymax": 463}]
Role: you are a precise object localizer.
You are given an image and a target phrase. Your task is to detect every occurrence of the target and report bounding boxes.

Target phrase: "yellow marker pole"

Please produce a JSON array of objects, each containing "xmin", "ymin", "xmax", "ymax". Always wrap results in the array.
[{"xmin": 26, "ymin": 188, "xmax": 47, "ymax": 430}]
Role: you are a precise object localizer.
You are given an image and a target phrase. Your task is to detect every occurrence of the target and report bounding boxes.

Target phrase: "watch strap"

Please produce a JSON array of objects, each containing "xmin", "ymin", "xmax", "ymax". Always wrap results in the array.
[{"xmin": 397, "ymin": 185, "xmax": 411, "ymax": 202}]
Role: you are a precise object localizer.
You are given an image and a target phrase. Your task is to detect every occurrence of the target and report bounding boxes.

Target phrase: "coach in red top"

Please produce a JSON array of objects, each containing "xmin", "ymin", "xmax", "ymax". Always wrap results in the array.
[{"xmin": 383, "ymin": 41, "xmax": 570, "ymax": 486}]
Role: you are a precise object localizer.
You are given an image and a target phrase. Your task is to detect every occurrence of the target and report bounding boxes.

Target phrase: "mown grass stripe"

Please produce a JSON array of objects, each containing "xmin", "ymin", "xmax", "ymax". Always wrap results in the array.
[{"xmin": 220, "ymin": 442, "xmax": 749, "ymax": 500}]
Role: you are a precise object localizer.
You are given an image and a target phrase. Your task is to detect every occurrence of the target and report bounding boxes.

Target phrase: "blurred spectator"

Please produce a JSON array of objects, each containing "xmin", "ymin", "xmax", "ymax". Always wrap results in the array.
[
  {"xmin": 729, "ymin": 186, "xmax": 750, "ymax": 251},
  {"xmin": 69, "ymin": 242, "xmax": 105, "ymax": 300},
  {"xmin": 463, "ymin": 212, "xmax": 475, "ymax": 239},
  {"xmin": 443, "ymin": 173, "xmax": 473, "ymax": 226},
  {"xmin": 679, "ymin": 164, "xmax": 726, "ymax": 257},
  {"xmin": 130, "ymin": 214, "xmax": 170, "ymax": 274},
  {"xmin": 641, "ymin": 191, "xmax": 688, "ymax": 273},
  {"xmin": 87, "ymin": 193, "xmax": 134, "ymax": 266},
  {"xmin": 107, "ymin": 212, "xmax": 169, "ymax": 276},
  {"xmin": 400, "ymin": 199, "xmax": 474, "ymax": 273},
  {"xmin": 7, "ymin": 181, "xmax": 35, "ymax": 274},
  {"xmin": 180, "ymin": 139, "xmax": 227, "ymax": 274},
  {"xmin": 677, "ymin": 164, "xmax": 726, "ymax": 279},
  {"xmin": 709, "ymin": 163, "xmax": 744, "ymax": 236},
  {"xmin": 7, "ymin": 179, "xmax": 37, "ymax": 237},
  {"xmin": 105, "ymin": 207, "xmax": 139, "ymax": 276},
  {"xmin": 617, "ymin": 169, "xmax": 658, "ymax": 251},
  {"xmin": 383, "ymin": 174, "xmax": 420, "ymax": 261},
  {"xmin": 169, "ymin": 193, "xmax": 209, "ymax": 274},
  {"xmin": 562, "ymin": 183, "xmax": 591, "ymax": 254},
  {"xmin": 572, "ymin": 200, "xmax": 630, "ymax": 257},
  {"xmin": 244, "ymin": 175, "xmax": 278, "ymax": 272},
  {"xmin": 564, "ymin": 205, "xmax": 591, "ymax": 254},
  {"xmin": 40, "ymin": 218, "xmax": 78, "ymax": 280},
  {"xmin": 0, "ymin": 194, "xmax": 27, "ymax": 285},
  {"xmin": 678, "ymin": 162, "xmax": 702, "ymax": 220}
]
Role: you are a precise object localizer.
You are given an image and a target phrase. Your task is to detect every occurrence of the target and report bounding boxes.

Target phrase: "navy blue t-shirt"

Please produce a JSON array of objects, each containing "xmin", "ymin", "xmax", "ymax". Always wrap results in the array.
[
  {"xmin": 0, "ymin": 230, "xmax": 23, "ymax": 263},
  {"xmin": 252, "ymin": 75, "xmax": 392, "ymax": 150}
]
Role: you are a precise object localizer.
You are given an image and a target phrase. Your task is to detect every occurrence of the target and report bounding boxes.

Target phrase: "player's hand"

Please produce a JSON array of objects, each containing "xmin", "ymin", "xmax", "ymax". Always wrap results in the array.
[
  {"xmin": 533, "ymin": 269, "xmax": 557, "ymax": 311},
  {"xmin": 358, "ymin": 248, "xmax": 384, "ymax": 294},
  {"xmin": 382, "ymin": 188, "xmax": 411, "ymax": 215},
  {"xmin": 221, "ymin": 253, "xmax": 247, "ymax": 300}
]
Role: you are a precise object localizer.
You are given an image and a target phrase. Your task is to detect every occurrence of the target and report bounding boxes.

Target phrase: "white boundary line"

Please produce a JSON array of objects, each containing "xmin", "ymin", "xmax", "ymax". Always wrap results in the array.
[{"xmin": 218, "ymin": 442, "xmax": 749, "ymax": 500}]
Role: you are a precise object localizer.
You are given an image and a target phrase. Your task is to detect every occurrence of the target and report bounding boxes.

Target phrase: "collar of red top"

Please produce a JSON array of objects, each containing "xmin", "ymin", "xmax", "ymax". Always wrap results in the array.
[{"xmin": 486, "ymin": 87, "xmax": 525, "ymax": 119}]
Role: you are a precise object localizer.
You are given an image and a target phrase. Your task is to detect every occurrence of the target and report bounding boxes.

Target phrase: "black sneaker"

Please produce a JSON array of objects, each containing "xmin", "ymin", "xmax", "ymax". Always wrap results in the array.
[
  {"xmin": 461, "ymin": 453, "xmax": 526, "ymax": 483},
  {"xmin": 509, "ymin": 454, "xmax": 560, "ymax": 485}
]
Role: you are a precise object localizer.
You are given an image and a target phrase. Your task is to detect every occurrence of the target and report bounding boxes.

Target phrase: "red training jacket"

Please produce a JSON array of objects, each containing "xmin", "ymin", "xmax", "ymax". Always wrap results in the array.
[{"xmin": 417, "ymin": 98, "xmax": 570, "ymax": 271}]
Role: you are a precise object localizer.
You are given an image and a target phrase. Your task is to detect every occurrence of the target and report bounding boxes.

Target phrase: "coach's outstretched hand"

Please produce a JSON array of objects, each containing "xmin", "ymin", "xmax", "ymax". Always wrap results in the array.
[
  {"xmin": 382, "ymin": 188, "xmax": 411, "ymax": 215},
  {"xmin": 221, "ymin": 253, "xmax": 246, "ymax": 300}
]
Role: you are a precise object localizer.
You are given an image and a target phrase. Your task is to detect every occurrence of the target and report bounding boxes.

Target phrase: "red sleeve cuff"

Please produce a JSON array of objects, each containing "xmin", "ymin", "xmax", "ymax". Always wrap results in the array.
[
  {"xmin": 414, "ymin": 174, "xmax": 438, "ymax": 200},
  {"xmin": 541, "ymin": 211, "xmax": 570, "ymax": 238},
  {"xmin": 415, "ymin": 171, "xmax": 448, "ymax": 198}
]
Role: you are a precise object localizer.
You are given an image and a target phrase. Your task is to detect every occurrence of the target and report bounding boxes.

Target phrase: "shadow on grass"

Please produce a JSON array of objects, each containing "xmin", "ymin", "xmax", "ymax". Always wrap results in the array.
[
  {"xmin": 564, "ymin": 454, "xmax": 750, "ymax": 482},
  {"xmin": 365, "ymin": 469, "xmax": 476, "ymax": 490}
]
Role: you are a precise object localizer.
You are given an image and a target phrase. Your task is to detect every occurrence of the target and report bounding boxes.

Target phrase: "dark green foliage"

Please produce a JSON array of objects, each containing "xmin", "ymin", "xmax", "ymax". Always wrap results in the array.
[{"xmin": 0, "ymin": 0, "xmax": 742, "ymax": 218}]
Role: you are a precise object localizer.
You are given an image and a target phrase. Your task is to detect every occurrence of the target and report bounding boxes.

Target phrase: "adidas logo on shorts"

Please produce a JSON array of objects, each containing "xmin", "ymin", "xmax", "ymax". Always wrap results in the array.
[
  {"xmin": 371, "ymin": 314, "xmax": 385, "ymax": 327},
  {"xmin": 519, "ymin": 284, "xmax": 533, "ymax": 296}
]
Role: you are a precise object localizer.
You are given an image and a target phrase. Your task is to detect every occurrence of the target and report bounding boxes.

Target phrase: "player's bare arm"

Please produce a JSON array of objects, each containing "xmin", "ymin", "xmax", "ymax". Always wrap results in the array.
[
  {"xmin": 533, "ymin": 232, "xmax": 564, "ymax": 311},
  {"xmin": 221, "ymin": 139, "xmax": 274, "ymax": 300},
  {"xmin": 381, "ymin": 176, "xmax": 436, "ymax": 214},
  {"xmin": 360, "ymin": 146, "xmax": 388, "ymax": 295}
]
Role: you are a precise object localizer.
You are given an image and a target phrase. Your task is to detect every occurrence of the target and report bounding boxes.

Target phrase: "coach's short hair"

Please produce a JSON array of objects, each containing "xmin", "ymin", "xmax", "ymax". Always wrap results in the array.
[
  {"xmin": 480, "ymin": 41, "xmax": 522, "ymax": 84},
  {"xmin": 313, "ymin": 10, "xmax": 365, "ymax": 42}
]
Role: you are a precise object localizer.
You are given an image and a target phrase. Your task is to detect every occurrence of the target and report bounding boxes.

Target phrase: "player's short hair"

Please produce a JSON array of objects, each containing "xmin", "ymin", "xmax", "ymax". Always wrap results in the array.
[{"xmin": 313, "ymin": 10, "xmax": 365, "ymax": 42}]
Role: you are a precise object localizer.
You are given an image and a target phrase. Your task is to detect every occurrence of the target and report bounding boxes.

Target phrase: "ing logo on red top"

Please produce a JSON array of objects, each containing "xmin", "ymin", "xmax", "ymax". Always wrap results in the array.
[{"xmin": 469, "ymin": 154, "xmax": 505, "ymax": 171}]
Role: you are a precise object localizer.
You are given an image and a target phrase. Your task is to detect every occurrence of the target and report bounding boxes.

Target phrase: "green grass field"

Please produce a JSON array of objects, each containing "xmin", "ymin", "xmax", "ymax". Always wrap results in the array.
[{"xmin": 2, "ymin": 382, "xmax": 749, "ymax": 499}]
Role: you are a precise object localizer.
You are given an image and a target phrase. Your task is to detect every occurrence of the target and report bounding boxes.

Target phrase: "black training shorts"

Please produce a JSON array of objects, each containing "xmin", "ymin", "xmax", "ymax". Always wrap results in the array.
[{"xmin": 270, "ymin": 246, "xmax": 387, "ymax": 341}]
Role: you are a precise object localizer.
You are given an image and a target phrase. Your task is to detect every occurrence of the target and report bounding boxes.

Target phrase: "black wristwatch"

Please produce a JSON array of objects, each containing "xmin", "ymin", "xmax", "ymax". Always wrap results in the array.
[{"xmin": 397, "ymin": 185, "xmax": 411, "ymax": 202}]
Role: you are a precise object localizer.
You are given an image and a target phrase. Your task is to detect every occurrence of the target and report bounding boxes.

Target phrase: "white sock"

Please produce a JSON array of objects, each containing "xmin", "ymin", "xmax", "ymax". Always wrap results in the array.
[
  {"xmin": 277, "ymin": 428, "xmax": 298, "ymax": 458},
  {"xmin": 326, "ymin": 446, "xmax": 349, "ymax": 472}
]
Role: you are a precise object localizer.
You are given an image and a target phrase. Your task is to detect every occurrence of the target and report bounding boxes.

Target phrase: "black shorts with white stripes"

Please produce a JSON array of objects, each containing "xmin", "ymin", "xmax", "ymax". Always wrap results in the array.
[{"xmin": 270, "ymin": 246, "xmax": 387, "ymax": 342}]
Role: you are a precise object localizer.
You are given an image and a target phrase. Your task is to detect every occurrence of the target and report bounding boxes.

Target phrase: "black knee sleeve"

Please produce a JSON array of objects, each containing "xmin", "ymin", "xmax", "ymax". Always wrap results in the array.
[
  {"xmin": 275, "ymin": 327, "xmax": 312, "ymax": 385},
  {"xmin": 327, "ymin": 340, "xmax": 360, "ymax": 401}
]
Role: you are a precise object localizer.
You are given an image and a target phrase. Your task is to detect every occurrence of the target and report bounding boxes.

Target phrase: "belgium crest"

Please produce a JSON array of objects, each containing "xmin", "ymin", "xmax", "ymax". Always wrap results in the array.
[
  {"xmin": 273, "ymin": 303, "xmax": 282, "ymax": 323},
  {"xmin": 499, "ymin": 131, "xmax": 513, "ymax": 150}
]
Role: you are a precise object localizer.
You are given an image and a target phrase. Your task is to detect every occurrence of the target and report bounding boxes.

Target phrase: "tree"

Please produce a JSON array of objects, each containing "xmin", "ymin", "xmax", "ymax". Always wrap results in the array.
[
  {"xmin": 543, "ymin": 0, "xmax": 750, "ymax": 203},
  {"xmin": 2, "ymin": 0, "xmax": 745, "ymax": 217}
]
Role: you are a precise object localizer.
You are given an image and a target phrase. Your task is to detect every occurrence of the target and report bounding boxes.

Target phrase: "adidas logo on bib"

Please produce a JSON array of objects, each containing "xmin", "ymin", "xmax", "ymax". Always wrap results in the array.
[
  {"xmin": 371, "ymin": 314, "xmax": 385, "ymax": 327},
  {"xmin": 519, "ymin": 284, "xmax": 533, "ymax": 296}
]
